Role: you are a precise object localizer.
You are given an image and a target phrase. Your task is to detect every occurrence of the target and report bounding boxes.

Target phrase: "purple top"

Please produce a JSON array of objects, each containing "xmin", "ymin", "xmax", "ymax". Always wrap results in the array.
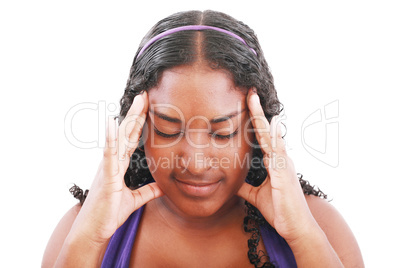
[{"xmin": 101, "ymin": 206, "xmax": 296, "ymax": 267}]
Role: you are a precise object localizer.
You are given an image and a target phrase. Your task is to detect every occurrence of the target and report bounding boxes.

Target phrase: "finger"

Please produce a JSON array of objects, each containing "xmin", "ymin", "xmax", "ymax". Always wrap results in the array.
[
  {"xmin": 118, "ymin": 92, "xmax": 148, "ymax": 161},
  {"xmin": 236, "ymin": 181, "xmax": 256, "ymax": 205},
  {"xmin": 103, "ymin": 117, "xmax": 119, "ymax": 177},
  {"xmin": 125, "ymin": 98, "xmax": 148, "ymax": 157},
  {"xmin": 236, "ymin": 178, "xmax": 271, "ymax": 205},
  {"xmin": 247, "ymin": 89, "xmax": 272, "ymax": 155},
  {"xmin": 131, "ymin": 182, "xmax": 164, "ymax": 210},
  {"xmin": 120, "ymin": 115, "xmax": 147, "ymax": 172},
  {"xmin": 270, "ymin": 115, "xmax": 287, "ymax": 155}
]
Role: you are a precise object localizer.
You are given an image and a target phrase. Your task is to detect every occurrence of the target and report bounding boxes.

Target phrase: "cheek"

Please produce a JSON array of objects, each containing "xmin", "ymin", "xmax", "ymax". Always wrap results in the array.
[{"xmin": 216, "ymin": 131, "xmax": 254, "ymax": 185}]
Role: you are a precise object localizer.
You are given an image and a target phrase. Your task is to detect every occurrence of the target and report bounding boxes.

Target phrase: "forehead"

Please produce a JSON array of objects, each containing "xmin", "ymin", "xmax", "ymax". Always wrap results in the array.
[{"xmin": 148, "ymin": 64, "xmax": 247, "ymax": 118}]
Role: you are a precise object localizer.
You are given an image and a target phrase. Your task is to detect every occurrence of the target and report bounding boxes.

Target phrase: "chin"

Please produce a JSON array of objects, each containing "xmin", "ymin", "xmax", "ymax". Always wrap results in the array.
[
  {"xmin": 161, "ymin": 191, "xmax": 237, "ymax": 219},
  {"xmin": 180, "ymin": 200, "xmax": 223, "ymax": 218}
]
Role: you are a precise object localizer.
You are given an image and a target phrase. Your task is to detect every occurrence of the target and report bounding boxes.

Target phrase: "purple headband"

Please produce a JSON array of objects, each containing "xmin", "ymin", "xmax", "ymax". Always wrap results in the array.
[{"xmin": 136, "ymin": 25, "xmax": 257, "ymax": 59}]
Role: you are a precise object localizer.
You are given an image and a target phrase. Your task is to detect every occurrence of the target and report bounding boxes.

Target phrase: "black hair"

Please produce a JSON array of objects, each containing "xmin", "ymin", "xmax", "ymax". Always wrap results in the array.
[{"xmin": 71, "ymin": 10, "xmax": 326, "ymax": 267}]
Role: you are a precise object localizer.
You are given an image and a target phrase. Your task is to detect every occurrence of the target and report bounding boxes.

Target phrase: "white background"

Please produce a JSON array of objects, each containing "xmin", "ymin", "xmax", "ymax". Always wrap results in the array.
[{"xmin": 1, "ymin": 1, "xmax": 401, "ymax": 267}]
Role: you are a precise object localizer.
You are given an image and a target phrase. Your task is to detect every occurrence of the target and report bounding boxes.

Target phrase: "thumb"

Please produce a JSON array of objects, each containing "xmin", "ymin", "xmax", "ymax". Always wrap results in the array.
[
  {"xmin": 236, "ymin": 182, "xmax": 256, "ymax": 205},
  {"xmin": 131, "ymin": 182, "xmax": 165, "ymax": 210}
]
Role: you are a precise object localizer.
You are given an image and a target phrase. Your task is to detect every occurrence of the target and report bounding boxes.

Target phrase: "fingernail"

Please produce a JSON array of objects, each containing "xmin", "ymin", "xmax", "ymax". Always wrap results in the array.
[
  {"xmin": 133, "ymin": 94, "xmax": 140, "ymax": 104},
  {"xmin": 251, "ymin": 91, "xmax": 260, "ymax": 99}
]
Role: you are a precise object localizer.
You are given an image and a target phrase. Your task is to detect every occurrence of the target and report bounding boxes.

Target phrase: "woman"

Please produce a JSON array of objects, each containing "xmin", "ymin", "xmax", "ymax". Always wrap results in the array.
[{"xmin": 42, "ymin": 10, "xmax": 364, "ymax": 267}]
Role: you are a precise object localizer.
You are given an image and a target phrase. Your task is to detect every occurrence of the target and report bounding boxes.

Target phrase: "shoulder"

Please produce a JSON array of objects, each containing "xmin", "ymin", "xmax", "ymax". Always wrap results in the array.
[
  {"xmin": 305, "ymin": 195, "xmax": 364, "ymax": 267},
  {"xmin": 42, "ymin": 204, "xmax": 82, "ymax": 267}
]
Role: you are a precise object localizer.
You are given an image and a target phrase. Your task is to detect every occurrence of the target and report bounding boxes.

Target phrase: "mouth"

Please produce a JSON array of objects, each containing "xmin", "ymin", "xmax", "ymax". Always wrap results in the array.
[{"xmin": 174, "ymin": 178, "xmax": 221, "ymax": 197}]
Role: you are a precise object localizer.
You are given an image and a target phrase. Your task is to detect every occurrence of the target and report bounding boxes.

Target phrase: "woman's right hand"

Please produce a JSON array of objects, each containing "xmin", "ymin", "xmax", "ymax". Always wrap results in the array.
[{"xmin": 69, "ymin": 91, "xmax": 164, "ymax": 245}]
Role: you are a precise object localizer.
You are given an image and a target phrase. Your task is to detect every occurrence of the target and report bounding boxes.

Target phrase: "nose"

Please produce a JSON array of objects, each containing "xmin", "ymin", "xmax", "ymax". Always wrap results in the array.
[{"xmin": 179, "ymin": 131, "xmax": 212, "ymax": 176}]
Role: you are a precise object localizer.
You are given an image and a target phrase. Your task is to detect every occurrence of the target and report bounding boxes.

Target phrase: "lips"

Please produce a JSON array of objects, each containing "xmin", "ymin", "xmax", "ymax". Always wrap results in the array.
[{"xmin": 174, "ymin": 178, "xmax": 221, "ymax": 197}]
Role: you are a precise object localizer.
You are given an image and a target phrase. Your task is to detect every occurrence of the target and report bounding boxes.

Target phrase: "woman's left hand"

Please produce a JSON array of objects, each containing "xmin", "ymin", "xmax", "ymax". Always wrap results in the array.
[{"xmin": 236, "ymin": 89, "xmax": 319, "ymax": 244}]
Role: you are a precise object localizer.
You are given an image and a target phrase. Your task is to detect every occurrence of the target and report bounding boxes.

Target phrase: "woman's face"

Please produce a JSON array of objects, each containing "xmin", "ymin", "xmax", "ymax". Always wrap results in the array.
[{"xmin": 143, "ymin": 63, "xmax": 254, "ymax": 218}]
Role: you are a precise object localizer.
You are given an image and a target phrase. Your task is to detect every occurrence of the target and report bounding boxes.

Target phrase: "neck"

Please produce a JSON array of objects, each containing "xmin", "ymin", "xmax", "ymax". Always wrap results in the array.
[{"xmin": 148, "ymin": 196, "xmax": 246, "ymax": 236}]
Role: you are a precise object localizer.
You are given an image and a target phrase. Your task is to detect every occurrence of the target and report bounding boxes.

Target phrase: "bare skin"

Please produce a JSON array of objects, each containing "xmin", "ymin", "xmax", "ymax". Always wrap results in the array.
[{"xmin": 42, "ymin": 63, "xmax": 364, "ymax": 267}]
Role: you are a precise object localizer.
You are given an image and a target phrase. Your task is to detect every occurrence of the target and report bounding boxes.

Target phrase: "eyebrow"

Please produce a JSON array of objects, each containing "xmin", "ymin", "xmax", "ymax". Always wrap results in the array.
[{"xmin": 149, "ymin": 109, "xmax": 246, "ymax": 124}]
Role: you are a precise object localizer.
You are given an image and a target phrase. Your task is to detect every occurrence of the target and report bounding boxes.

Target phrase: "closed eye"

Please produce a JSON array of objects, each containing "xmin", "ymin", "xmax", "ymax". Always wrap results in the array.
[
  {"xmin": 211, "ymin": 129, "xmax": 239, "ymax": 140},
  {"xmin": 154, "ymin": 127, "xmax": 182, "ymax": 139},
  {"xmin": 154, "ymin": 127, "xmax": 239, "ymax": 140}
]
